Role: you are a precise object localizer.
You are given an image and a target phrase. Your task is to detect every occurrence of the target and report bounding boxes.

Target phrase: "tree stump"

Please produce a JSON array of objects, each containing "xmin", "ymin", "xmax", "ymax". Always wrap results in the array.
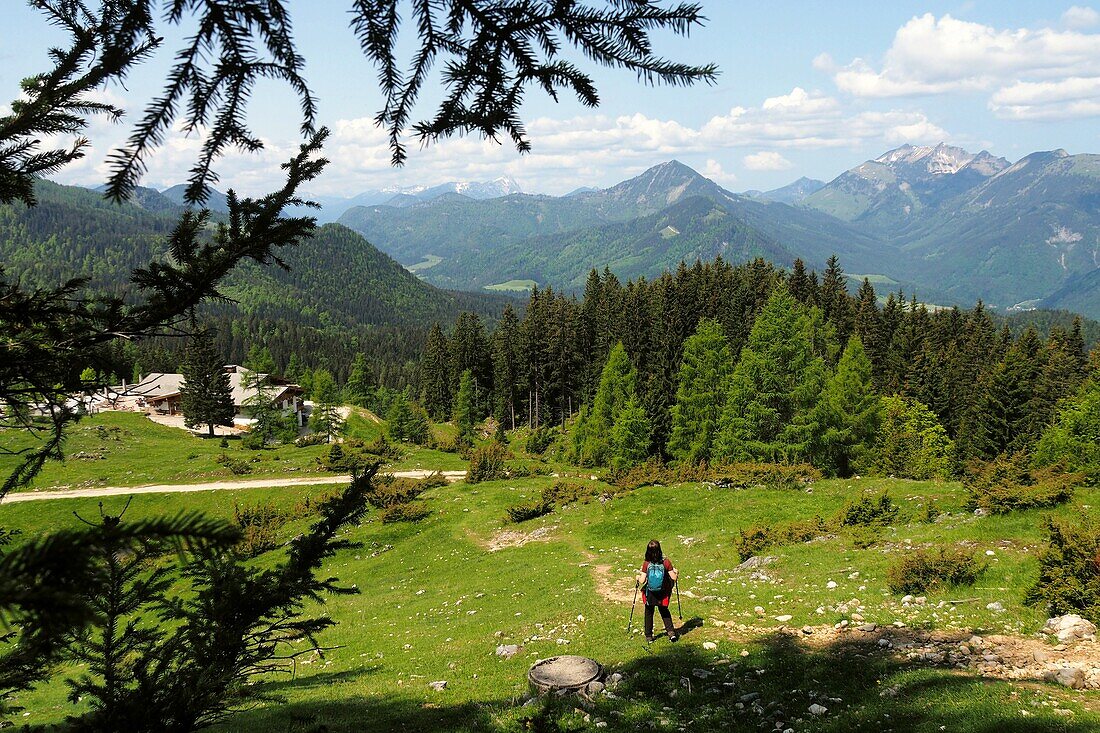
[{"xmin": 527, "ymin": 655, "xmax": 602, "ymax": 696}]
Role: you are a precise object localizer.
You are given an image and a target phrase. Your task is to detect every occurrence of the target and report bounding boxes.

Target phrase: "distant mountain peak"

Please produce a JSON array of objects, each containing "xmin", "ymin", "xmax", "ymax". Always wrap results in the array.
[{"xmin": 873, "ymin": 142, "xmax": 987, "ymax": 176}]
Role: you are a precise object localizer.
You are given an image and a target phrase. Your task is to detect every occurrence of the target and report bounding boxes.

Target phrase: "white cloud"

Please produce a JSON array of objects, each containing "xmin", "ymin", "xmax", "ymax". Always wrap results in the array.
[
  {"xmin": 1064, "ymin": 6, "xmax": 1100, "ymax": 29},
  {"xmin": 825, "ymin": 13, "xmax": 1100, "ymax": 120},
  {"xmin": 700, "ymin": 159, "xmax": 736, "ymax": 185},
  {"xmin": 742, "ymin": 151, "xmax": 794, "ymax": 171}
]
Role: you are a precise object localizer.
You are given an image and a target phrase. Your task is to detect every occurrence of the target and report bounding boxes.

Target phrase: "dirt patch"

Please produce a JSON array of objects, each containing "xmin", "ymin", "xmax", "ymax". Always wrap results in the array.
[{"xmin": 485, "ymin": 524, "xmax": 558, "ymax": 552}]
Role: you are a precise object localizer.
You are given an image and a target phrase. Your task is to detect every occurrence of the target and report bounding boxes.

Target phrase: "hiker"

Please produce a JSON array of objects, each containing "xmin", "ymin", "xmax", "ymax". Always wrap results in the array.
[{"xmin": 636, "ymin": 539, "xmax": 678, "ymax": 642}]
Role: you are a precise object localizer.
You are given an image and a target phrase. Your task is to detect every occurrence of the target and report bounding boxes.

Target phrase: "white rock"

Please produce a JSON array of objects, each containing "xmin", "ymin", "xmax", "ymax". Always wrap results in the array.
[
  {"xmin": 1044, "ymin": 667, "xmax": 1086, "ymax": 689},
  {"xmin": 901, "ymin": 595, "xmax": 914, "ymax": 605},
  {"xmin": 986, "ymin": 601, "xmax": 1004, "ymax": 612},
  {"xmin": 703, "ymin": 641, "xmax": 718, "ymax": 651},
  {"xmin": 808, "ymin": 703, "xmax": 828, "ymax": 715},
  {"xmin": 774, "ymin": 615, "xmax": 793, "ymax": 623},
  {"xmin": 495, "ymin": 644, "xmax": 520, "ymax": 659},
  {"xmin": 1043, "ymin": 615, "xmax": 1098, "ymax": 644},
  {"xmin": 826, "ymin": 580, "xmax": 838, "ymax": 590},
  {"xmin": 429, "ymin": 680, "xmax": 448, "ymax": 691}
]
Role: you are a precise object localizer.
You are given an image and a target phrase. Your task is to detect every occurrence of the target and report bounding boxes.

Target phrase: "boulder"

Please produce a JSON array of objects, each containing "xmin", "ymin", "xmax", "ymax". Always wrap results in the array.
[
  {"xmin": 1044, "ymin": 667, "xmax": 1086, "ymax": 689},
  {"xmin": 1043, "ymin": 615, "xmax": 1097, "ymax": 644},
  {"xmin": 496, "ymin": 644, "xmax": 521, "ymax": 659},
  {"xmin": 428, "ymin": 680, "xmax": 448, "ymax": 691}
]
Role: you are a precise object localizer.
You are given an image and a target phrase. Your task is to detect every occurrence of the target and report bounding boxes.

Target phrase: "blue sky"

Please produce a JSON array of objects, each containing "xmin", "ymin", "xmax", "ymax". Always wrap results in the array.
[{"xmin": 3, "ymin": 2, "xmax": 1100, "ymax": 196}]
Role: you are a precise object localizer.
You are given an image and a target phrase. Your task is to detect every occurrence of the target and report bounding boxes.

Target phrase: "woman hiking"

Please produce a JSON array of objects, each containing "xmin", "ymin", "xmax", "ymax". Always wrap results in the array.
[{"xmin": 636, "ymin": 539, "xmax": 678, "ymax": 643}]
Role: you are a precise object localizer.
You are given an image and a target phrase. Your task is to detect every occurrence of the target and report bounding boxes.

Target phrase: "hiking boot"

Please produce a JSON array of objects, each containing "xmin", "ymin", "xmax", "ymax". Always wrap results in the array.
[{"xmin": 669, "ymin": 634, "xmax": 679, "ymax": 643}]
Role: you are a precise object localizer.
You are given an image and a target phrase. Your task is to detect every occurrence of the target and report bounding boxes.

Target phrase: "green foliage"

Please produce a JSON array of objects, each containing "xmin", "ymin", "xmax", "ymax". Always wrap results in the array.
[
  {"xmin": 453, "ymin": 369, "xmax": 478, "ymax": 439},
  {"xmin": 525, "ymin": 425, "xmax": 556, "ymax": 455},
  {"xmin": 380, "ymin": 503, "xmax": 432, "ymax": 524},
  {"xmin": 887, "ymin": 548, "xmax": 986, "ymax": 595},
  {"xmin": 385, "ymin": 392, "xmax": 431, "ymax": 445},
  {"xmin": 1034, "ymin": 377, "xmax": 1100, "ymax": 482},
  {"xmin": 574, "ymin": 344, "xmax": 649, "ymax": 468},
  {"xmin": 365, "ymin": 475, "xmax": 430, "ymax": 509},
  {"xmin": 214, "ymin": 453, "xmax": 253, "ymax": 476},
  {"xmin": 668, "ymin": 319, "xmax": 733, "ymax": 464},
  {"xmin": 735, "ymin": 516, "xmax": 830, "ymax": 561},
  {"xmin": 609, "ymin": 395, "xmax": 652, "ymax": 471},
  {"xmin": 965, "ymin": 451, "xmax": 1079, "ymax": 514},
  {"xmin": 232, "ymin": 502, "xmax": 289, "ymax": 558},
  {"xmin": 466, "ymin": 442, "xmax": 511, "ymax": 484},
  {"xmin": 505, "ymin": 497, "xmax": 555, "ymax": 523},
  {"xmin": 344, "ymin": 353, "xmax": 373, "ymax": 406},
  {"xmin": 812, "ymin": 336, "xmax": 882, "ymax": 476},
  {"xmin": 309, "ymin": 369, "xmax": 343, "ymax": 443},
  {"xmin": 715, "ymin": 285, "xmax": 827, "ymax": 464},
  {"xmin": 869, "ymin": 396, "xmax": 955, "ymax": 480},
  {"xmin": 839, "ymin": 492, "xmax": 899, "ymax": 527},
  {"xmin": 1025, "ymin": 516, "xmax": 1100, "ymax": 622}
]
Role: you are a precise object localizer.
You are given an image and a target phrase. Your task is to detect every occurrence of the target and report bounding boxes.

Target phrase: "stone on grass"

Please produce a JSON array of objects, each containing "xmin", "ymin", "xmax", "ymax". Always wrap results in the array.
[
  {"xmin": 986, "ymin": 601, "xmax": 1004, "ymax": 612},
  {"xmin": 429, "ymin": 680, "xmax": 448, "ymax": 691},
  {"xmin": 1044, "ymin": 667, "xmax": 1086, "ymax": 689},
  {"xmin": 703, "ymin": 641, "xmax": 718, "ymax": 651},
  {"xmin": 496, "ymin": 644, "xmax": 521, "ymax": 659},
  {"xmin": 1043, "ymin": 615, "xmax": 1097, "ymax": 644},
  {"xmin": 774, "ymin": 615, "xmax": 793, "ymax": 623},
  {"xmin": 808, "ymin": 703, "xmax": 828, "ymax": 715},
  {"xmin": 586, "ymin": 681, "xmax": 606, "ymax": 696}
]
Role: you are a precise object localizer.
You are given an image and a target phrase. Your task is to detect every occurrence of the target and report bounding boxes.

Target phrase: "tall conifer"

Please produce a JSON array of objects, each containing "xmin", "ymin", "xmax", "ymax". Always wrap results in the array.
[
  {"xmin": 667, "ymin": 319, "xmax": 732, "ymax": 464},
  {"xmin": 179, "ymin": 330, "xmax": 234, "ymax": 438}
]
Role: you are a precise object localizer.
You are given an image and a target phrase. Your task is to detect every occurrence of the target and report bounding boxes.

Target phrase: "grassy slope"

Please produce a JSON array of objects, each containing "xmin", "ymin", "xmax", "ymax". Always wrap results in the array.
[
  {"xmin": 5, "ymin": 469, "xmax": 1100, "ymax": 731},
  {"xmin": 0, "ymin": 412, "xmax": 464, "ymax": 491}
]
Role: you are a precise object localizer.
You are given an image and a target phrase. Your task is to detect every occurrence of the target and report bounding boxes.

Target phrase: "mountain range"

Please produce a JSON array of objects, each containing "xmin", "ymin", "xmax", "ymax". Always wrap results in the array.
[{"xmin": 330, "ymin": 144, "xmax": 1100, "ymax": 318}]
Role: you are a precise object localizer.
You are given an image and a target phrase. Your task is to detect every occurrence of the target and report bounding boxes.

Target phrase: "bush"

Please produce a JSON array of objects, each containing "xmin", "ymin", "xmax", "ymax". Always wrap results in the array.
[
  {"xmin": 233, "ymin": 502, "xmax": 288, "ymax": 557},
  {"xmin": 437, "ymin": 433, "xmax": 474, "ymax": 456},
  {"xmin": 361, "ymin": 436, "xmax": 404, "ymax": 461},
  {"xmin": 887, "ymin": 547, "xmax": 985, "ymax": 595},
  {"xmin": 1024, "ymin": 516, "xmax": 1100, "ymax": 621},
  {"xmin": 215, "ymin": 452, "xmax": 253, "ymax": 475},
  {"xmin": 466, "ymin": 442, "xmax": 511, "ymax": 483},
  {"xmin": 734, "ymin": 516, "xmax": 829, "ymax": 561},
  {"xmin": 965, "ymin": 451, "xmax": 1079, "ymax": 514},
  {"xmin": 240, "ymin": 431, "xmax": 266, "ymax": 451},
  {"xmin": 316, "ymin": 443, "xmax": 377, "ymax": 474},
  {"xmin": 294, "ymin": 432, "xmax": 328, "ymax": 447},
  {"xmin": 848, "ymin": 525, "xmax": 882, "ymax": 550},
  {"xmin": 505, "ymin": 497, "xmax": 554, "ymax": 523},
  {"xmin": 364, "ymin": 475, "xmax": 429, "ymax": 509},
  {"xmin": 713, "ymin": 462, "xmax": 821, "ymax": 490},
  {"xmin": 840, "ymin": 492, "xmax": 899, "ymax": 527},
  {"xmin": 219, "ymin": 437, "xmax": 229, "ymax": 448},
  {"xmin": 541, "ymin": 481, "xmax": 594, "ymax": 506},
  {"xmin": 526, "ymin": 425, "xmax": 556, "ymax": 455},
  {"xmin": 380, "ymin": 502, "xmax": 432, "ymax": 523}
]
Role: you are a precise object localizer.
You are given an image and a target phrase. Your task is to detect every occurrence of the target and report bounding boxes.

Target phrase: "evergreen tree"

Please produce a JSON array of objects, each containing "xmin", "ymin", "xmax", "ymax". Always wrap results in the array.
[
  {"xmin": 491, "ymin": 305, "xmax": 521, "ymax": 431},
  {"xmin": 453, "ymin": 369, "xmax": 478, "ymax": 439},
  {"xmin": 574, "ymin": 343, "xmax": 639, "ymax": 465},
  {"xmin": 1034, "ymin": 376, "xmax": 1100, "ymax": 477},
  {"xmin": 309, "ymin": 369, "xmax": 342, "ymax": 443},
  {"xmin": 179, "ymin": 330, "xmax": 234, "ymax": 438},
  {"xmin": 610, "ymin": 395, "xmax": 652, "ymax": 471},
  {"xmin": 812, "ymin": 336, "xmax": 882, "ymax": 476},
  {"xmin": 873, "ymin": 396, "xmax": 955, "ymax": 480},
  {"xmin": 787, "ymin": 258, "xmax": 813, "ymax": 304},
  {"xmin": 667, "ymin": 319, "xmax": 733, "ymax": 464},
  {"xmin": 245, "ymin": 344, "xmax": 276, "ymax": 374},
  {"xmin": 419, "ymin": 324, "xmax": 452, "ymax": 420},
  {"xmin": 450, "ymin": 312, "xmax": 490, "ymax": 406},
  {"xmin": 387, "ymin": 391, "xmax": 431, "ymax": 445},
  {"xmin": 853, "ymin": 278, "xmax": 885, "ymax": 387},
  {"xmin": 819, "ymin": 255, "xmax": 854, "ymax": 346},
  {"xmin": 242, "ymin": 371, "xmax": 282, "ymax": 447},
  {"xmin": 344, "ymin": 353, "xmax": 372, "ymax": 407},
  {"xmin": 715, "ymin": 285, "xmax": 825, "ymax": 463}
]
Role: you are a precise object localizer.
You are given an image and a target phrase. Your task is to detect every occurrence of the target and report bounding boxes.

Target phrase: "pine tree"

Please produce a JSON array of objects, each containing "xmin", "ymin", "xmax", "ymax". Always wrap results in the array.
[
  {"xmin": 179, "ymin": 330, "xmax": 234, "ymax": 438},
  {"xmin": 574, "ymin": 343, "xmax": 639, "ymax": 465},
  {"xmin": 245, "ymin": 344, "xmax": 276, "ymax": 374},
  {"xmin": 667, "ymin": 319, "xmax": 733, "ymax": 464},
  {"xmin": 812, "ymin": 336, "xmax": 882, "ymax": 476},
  {"xmin": 453, "ymin": 369, "xmax": 478, "ymax": 439},
  {"xmin": 309, "ymin": 369, "xmax": 343, "ymax": 443},
  {"xmin": 491, "ymin": 305, "xmax": 522, "ymax": 431},
  {"xmin": 854, "ymin": 278, "xmax": 886, "ymax": 387},
  {"xmin": 419, "ymin": 324, "xmax": 452, "ymax": 420},
  {"xmin": 610, "ymin": 395, "xmax": 652, "ymax": 471},
  {"xmin": 242, "ymin": 371, "xmax": 282, "ymax": 447},
  {"xmin": 715, "ymin": 285, "xmax": 825, "ymax": 464},
  {"xmin": 820, "ymin": 255, "xmax": 854, "ymax": 346},
  {"xmin": 873, "ymin": 396, "xmax": 955, "ymax": 480},
  {"xmin": 344, "ymin": 353, "xmax": 372, "ymax": 407},
  {"xmin": 387, "ymin": 390, "xmax": 431, "ymax": 445}
]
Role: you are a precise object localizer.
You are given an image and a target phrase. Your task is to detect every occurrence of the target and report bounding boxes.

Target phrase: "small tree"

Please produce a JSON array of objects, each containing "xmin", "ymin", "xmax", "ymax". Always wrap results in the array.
[
  {"xmin": 242, "ymin": 372, "xmax": 282, "ymax": 448},
  {"xmin": 668, "ymin": 319, "xmax": 733, "ymax": 464},
  {"xmin": 812, "ymin": 336, "xmax": 882, "ymax": 476},
  {"xmin": 309, "ymin": 369, "xmax": 343, "ymax": 443},
  {"xmin": 344, "ymin": 354, "xmax": 372, "ymax": 407},
  {"xmin": 870, "ymin": 396, "xmax": 954, "ymax": 480},
  {"xmin": 1034, "ymin": 377, "xmax": 1100, "ymax": 481},
  {"xmin": 179, "ymin": 330, "xmax": 235, "ymax": 438},
  {"xmin": 387, "ymin": 391, "xmax": 431, "ymax": 445},
  {"xmin": 610, "ymin": 396, "xmax": 651, "ymax": 471},
  {"xmin": 453, "ymin": 369, "xmax": 478, "ymax": 439}
]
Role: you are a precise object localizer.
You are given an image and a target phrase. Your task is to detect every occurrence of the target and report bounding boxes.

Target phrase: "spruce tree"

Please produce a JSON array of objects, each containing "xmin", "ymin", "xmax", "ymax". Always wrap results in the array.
[
  {"xmin": 179, "ymin": 330, "xmax": 234, "ymax": 438},
  {"xmin": 667, "ymin": 319, "xmax": 733, "ymax": 464},
  {"xmin": 344, "ymin": 354, "xmax": 372, "ymax": 407},
  {"xmin": 242, "ymin": 371, "xmax": 282, "ymax": 448},
  {"xmin": 453, "ymin": 369, "xmax": 478, "ymax": 439},
  {"xmin": 715, "ymin": 285, "xmax": 825, "ymax": 464},
  {"xmin": 245, "ymin": 345, "xmax": 276, "ymax": 374},
  {"xmin": 575, "ymin": 343, "xmax": 639, "ymax": 465},
  {"xmin": 309, "ymin": 369, "xmax": 343, "ymax": 443},
  {"xmin": 419, "ymin": 324, "xmax": 452, "ymax": 420},
  {"xmin": 610, "ymin": 395, "xmax": 652, "ymax": 471},
  {"xmin": 812, "ymin": 336, "xmax": 882, "ymax": 476},
  {"xmin": 491, "ymin": 305, "xmax": 522, "ymax": 431}
]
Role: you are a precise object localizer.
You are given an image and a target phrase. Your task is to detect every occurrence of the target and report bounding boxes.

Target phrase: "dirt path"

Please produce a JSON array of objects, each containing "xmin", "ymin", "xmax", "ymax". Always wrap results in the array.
[{"xmin": 1, "ymin": 469, "xmax": 466, "ymax": 504}]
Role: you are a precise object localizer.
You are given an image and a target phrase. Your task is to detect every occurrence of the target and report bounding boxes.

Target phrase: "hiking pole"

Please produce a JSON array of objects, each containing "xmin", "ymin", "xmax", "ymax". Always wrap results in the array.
[
  {"xmin": 626, "ymin": 581, "xmax": 639, "ymax": 632},
  {"xmin": 675, "ymin": 579, "xmax": 683, "ymax": 620}
]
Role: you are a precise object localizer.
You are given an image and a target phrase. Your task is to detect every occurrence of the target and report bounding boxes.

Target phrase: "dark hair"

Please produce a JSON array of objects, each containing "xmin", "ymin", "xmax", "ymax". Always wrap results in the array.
[{"xmin": 645, "ymin": 539, "xmax": 663, "ymax": 563}]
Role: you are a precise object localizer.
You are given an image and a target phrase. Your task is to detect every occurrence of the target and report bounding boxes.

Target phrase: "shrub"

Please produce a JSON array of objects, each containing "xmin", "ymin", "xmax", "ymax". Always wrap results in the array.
[
  {"xmin": 887, "ymin": 547, "xmax": 984, "ymax": 595},
  {"xmin": 364, "ymin": 475, "xmax": 429, "ymax": 509},
  {"xmin": 240, "ymin": 431, "xmax": 266, "ymax": 451},
  {"xmin": 840, "ymin": 492, "xmax": 899, "ymax": 527},
  {"xmin": 437, "ymin": 433, "xmax": 474, "ymax": 456},
  {"xmin": 362, "ymin": 436, "xmax": 404, "ymax": 460},
  {"xmin": 219, "ymin": 437, "xmax": 229, "ymax": 448},
  {"xmin": 868, "ymin": 396, "xmax": 955, "ymax": 480},
  {"xmin": 419, "ymin": 471, "xmax": 449, "ymax": 489},
  {"xmin": 609, "ymin": 459, "xmax": 670, "ymax": 490},
  {"xmin": 965, "ymin": 451, "xmax": 1079, "ymax": 514},
  {"xmin": 1024, "ymin": 516, "xmax": 1100, "ymax": 622},
  {"xmin": 526, "ymin": 425, "xmax": 556, "ymax": 455},
  {"xmin": 1034, "ymin": 378, "xmax": 1100, "ymax": 484},
  {"xmin": 215, "ymin": 452, "xmax": 253, "ymax": 475},
  {"xmin": 380, "ymin": 502, "xmax": 432, "ymax": 523},
  {"xmin": 233, "ymin": 502, "xmax": 288, "ymax": 557},
  {"xmin": 848, "ymin": 525, "xmax": 882, "ymax": 550},
  {"xmin": 316, "ymin": 443, "xmax": 377, "ymax": 474},
  {"xmin": 466, "ymin": 442, "xmax": 511, "ymax": 483},
  {"xmin": 541, "ymin": 481, "xmax": 594, "ymax": 506},
  {"xmin": 505, "ymin": 497, "xmax": 554, "ymax": 523},
  {"xmin": 713, "ymin": 462, "xmax": 821, "ymax": 490},
  {"xmin": 735, "ymin": 516, "xmax": 829, "ymax": 560}
]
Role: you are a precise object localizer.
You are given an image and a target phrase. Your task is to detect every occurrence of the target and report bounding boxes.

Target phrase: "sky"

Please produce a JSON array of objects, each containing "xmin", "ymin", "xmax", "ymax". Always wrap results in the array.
[{"xmin": 3, "ymin": 1, "xmax": 1100, "ymax": 197}]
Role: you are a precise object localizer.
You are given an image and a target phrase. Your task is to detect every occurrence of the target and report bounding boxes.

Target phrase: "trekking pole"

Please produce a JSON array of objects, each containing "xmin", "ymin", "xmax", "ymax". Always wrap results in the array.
[
  {"xmin": 675, "ymin": 579, "xmax": 683, "ymax": 620},
  {"xmin": 626, "ymin": 580, "xmax": 639, "ymax": 632}
]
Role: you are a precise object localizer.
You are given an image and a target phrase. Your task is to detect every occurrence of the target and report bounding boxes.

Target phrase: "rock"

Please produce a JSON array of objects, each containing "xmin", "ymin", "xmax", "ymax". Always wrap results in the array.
[
  {"xmin": 1043, "ymin": 615, "xmax": 1098, "ymax": 644},
  {"xmin": 739, "ymin": 692, "xmax": 761, "ymax": 703},
  {"xmin": 851, "ymin": 612, "xmax": 865, "ymax": 622},
  {"xmin": 1033, "ymin": 650, "xmax": 1050, "ymax": 663},
  {"xmin": 703, "ymin": 641, "xmax": 718, "ymax": 651},
  {"xmin": 428, "ymin": 681, "xmax": 448, "ymax": 691},
  {"xmin": 901, "ymin": 595, "xmax": 914, "ymax": 605},
  {"xmin": 858, "ymin": 623, "xmax": 878, "ymax": 633},
  {"xmin": 737, "ymin": 555, "xmax": 777, "ymax": 571},
  {"xmin": 755, "ymin": 606, "xmax": 765, "ymax": 616},
  {"xmin": 986, "ymin": 601, "xmax": 1004, "ymax": 612},
  {"xmin": 586, "ymin": 681, "xmax": 606, "ymax": 696},
  {"xmin": 808, "ymin": 703, "xmax": 828, "ymax": 716},
  {"xmin": 801, "ymin": 626, "xmax": 814, "ymax": 635},
  {"xmin": 915, "ymin": 596, "xmax": 927, "ymax": 605},
  {"xmin": 609, "ymin": 673, "xmax": 624, "ymax": 685},
  {"xmin": 1044, "ymin": 667, "xmax": 1086, "ymax": 689},
  {"xmin": 774, "ymin": 615, "xmax": 793, "ymax": 623},
  {"xmin": 826, "ymin": 580, "xmax": 838, "ymax": 590},
  {"xmin": 496, "ymin": 644, "xmax": 521, "ymax": 659},
  {"xmin": 692, "ymin": 668, "xmax": 711, "ymax": 679}
]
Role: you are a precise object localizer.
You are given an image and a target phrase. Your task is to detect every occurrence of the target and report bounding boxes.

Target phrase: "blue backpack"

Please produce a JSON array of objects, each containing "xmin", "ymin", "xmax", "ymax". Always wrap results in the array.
[{"xmin": 646, "ymin": 561, "xmax": 667, "ymax": 596}]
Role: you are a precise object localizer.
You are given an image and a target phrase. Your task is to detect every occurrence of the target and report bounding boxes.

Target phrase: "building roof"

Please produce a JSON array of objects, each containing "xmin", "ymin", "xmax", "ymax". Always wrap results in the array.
[
  {"xmin": 117, "ymin": 372, "xmax": 185, "ymax": 399},
  {"xmin": 133, "ymin": 369, "xmax": 303, "ymax": 408}
]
